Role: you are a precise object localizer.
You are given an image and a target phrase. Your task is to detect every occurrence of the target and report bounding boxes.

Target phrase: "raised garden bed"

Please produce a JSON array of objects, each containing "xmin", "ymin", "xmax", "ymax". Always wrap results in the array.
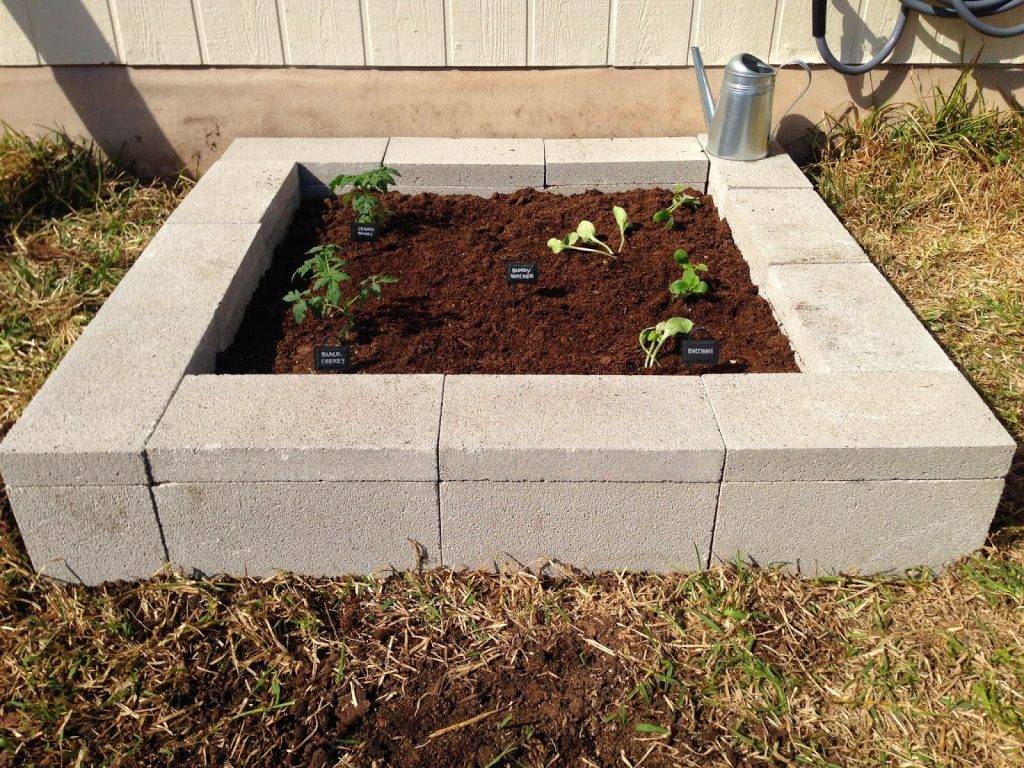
[
  {"xmin": 0, "ymin": 137, "xmax": 1015, "ymax": 584},
  {"xmin": 219, "ymin": 188, "xmax": 797, "ymax": 376}
]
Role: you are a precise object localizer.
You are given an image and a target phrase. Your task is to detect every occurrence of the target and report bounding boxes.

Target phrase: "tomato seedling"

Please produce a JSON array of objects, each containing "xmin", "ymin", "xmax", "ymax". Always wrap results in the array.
[
  {"xmin": 668, "ymin": 249, "xmax": 709, "ymax": 299},
  {"xmin": 548, "ymin": 220, "xmax": 615, "ymax": 258},
  {"xmin": 653, "ymin": 185, "xmax": 701, "ymax": 230},
  {"xmin": 639, "ymin": 316, "xmax": 693, "ymax": 368},
  {"xmin": 283, "ymin": 243, "xmax": 397, "ymax": 339},
  {"xmin": 329, "ymin": 166, "xmax": 400, "ymax": 225}
]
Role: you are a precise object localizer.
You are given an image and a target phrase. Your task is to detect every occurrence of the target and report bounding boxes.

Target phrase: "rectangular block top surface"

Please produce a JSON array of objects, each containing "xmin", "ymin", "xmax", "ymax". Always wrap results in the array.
[
  {"xmin": 219, "ymin": 137, "xmax": 389, "ymax": 166},
  {"xmin": 440, "ymin": 375, "xmax": 724, "ymax": 482},
  {"xmin": 165, "ymin": 159, "xmax": 299, "ymax": 227},
  {"xmin": 383, "ymin": 137, "xmax": 545, "ymax": 187},
  {"xmin": 704, "ymin": 372, "xmax": 1016, "ymax": 481},
  {"xmin": 700, "ymin": 136, "xmax": 812, "ymax": 191},
  {"xmin": 544, "ymin": 137, "xmax": 707, "ymax": 186},
  {"xmin": 147, "ymin": 374, "xmax": 444, "ymax": 482}
]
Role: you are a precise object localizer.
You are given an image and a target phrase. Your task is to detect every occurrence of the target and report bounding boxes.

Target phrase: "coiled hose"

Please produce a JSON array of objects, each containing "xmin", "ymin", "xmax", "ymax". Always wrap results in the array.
[{"xmin": 812, "ymin": 0, "xmax": 1024, "ymax": 74}]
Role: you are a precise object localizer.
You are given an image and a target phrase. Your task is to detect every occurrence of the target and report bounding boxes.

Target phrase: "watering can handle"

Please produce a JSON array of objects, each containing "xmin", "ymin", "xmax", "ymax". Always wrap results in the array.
[{"xmin": 771, "ymin": 59, "xmax": 813, "ymax": 140}]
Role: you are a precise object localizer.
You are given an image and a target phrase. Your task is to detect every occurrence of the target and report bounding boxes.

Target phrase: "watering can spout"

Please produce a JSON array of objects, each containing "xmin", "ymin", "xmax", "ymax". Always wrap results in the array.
[{"xmin": 691, "ymin": 46, "xmax": 715, "ymax": 129}]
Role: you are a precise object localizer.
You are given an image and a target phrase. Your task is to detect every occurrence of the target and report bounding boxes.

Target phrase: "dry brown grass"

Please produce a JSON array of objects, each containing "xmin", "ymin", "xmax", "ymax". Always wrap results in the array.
[{"xmin": 1, "ymin": 102, "xmax": 1023, "ymax": 766}]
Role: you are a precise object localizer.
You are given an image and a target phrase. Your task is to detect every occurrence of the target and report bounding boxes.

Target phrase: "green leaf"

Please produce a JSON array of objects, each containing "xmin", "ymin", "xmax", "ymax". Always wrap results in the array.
[
  {"xmin": 652, "ymin": 210, "xmax": 671, "ymax": 223},
  {"xmin": 548, "ymin": 238, "xmax": 566, "ymax": 254},
  {"xmin": 613, "ymin": 205, "xmax": 629, "ymax": 230},
  {"xmin": 634, "ymin": 723, "xmax": 669, "ymax": 736},
  {"xmin": 566, "ymin": 232, "xmax": 580, "ymax": 246},
  {"xmin": 658, "ymin": 317, "xmax": 694, "ymax": 338},
  {"xmin": 669, "ymin": 279, "xmax": 686, "ymax": 297},
  {"xmin": 576, "ymin": 220, "xmax": 597, "ymax": 241},
  {"xmin": 673, "ymin": 249, "xmax": 690, "ymax": 265},
  {"xmin": 292, "ymin": 301, "xmax": 307, "ymax": 324}
]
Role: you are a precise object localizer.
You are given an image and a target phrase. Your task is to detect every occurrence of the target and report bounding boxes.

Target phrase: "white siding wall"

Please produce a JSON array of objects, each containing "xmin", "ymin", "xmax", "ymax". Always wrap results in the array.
[{"xmin": 2, "ymin": 0, "xmax": 1022, "ymax": 66}]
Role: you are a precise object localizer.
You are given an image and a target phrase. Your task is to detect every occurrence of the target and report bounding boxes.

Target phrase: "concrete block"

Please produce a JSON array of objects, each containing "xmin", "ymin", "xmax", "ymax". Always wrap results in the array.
[
  {"xmin": 546, "ymin": 183, "xmax": 701, "ymax": 195},
  {"xmin": 165, "ymin": 159, "xmax": 300, "ymax": 243},
  {"xmin": 441, "ymin": 481, "xmax": 717, "ymax": 571},
  {"xmin": 721, "ymin": 188, "xmax": 868, "ymax": 282},
  {"xmin": 0, "ymin": 265, "xmax": 220, "ymax": 487},
  {"xmin": 545, "ymin": 137, "xmax": 707, "ymax": 189},
  {"xmin": 148, "ymin": 374, "xmax": 444, "ymax": 482},
  {"xmin": 156, "ymin": 481, "xmax": 439, "ymax": 577},
  {"xmin": 393, "ymin": 185, "xmax": 527, "ymax": 197},
  {"xmin": 762, "ymin": 263, "xmax": 955, "ymax": 373},
  {"xmin": 440, "ymin": 375, "xmax": 724, "ymax": 482},
  {"xmin": 698, "ymin": 135, "xmax": 812, "ymax": 198},
  {"xmin": 704, "ymin": 372, "xmax": 1016, "ymax": 481},
  {"xmin": 7, "ymin": 484, "xmax": 166, "ymax": 584},
  {"xmin": 712, "ymin": 479, "xmax": 1005, "ymax": 575},
  {"xmin": 384, "ymin": 137, "xmax": 544, "ymax": 188}
]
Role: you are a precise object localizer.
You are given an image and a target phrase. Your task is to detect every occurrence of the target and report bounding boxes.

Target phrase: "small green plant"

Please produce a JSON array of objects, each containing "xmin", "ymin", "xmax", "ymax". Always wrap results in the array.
[
  {"xmin": 652, "ymin": 185, "xmax": 701, "ymax": 229},
  {"xmin": 547, "ymin": 220, "xmax": 614, "ymax": 257},
  {"xmin": 613, "ymin": 205, "xmax": 630, "ymax": 252},
  {"xmin": 668, "ymin": 249, "xmax": 709, "ymax": 299},
  {"xmin": 328, "ymin": 166, "xmax": 400, "ymax": 224},
  {"xmin": 283, "ymin": 243, "xmax": 397, "ymax": 337},
  {"xmin": 639, "ymin": 316, "xmax": 693, "ymax": 368}
]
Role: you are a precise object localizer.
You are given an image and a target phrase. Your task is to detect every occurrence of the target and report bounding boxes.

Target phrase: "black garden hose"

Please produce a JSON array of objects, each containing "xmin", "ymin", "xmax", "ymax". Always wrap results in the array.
[{"xmin": 813, "ymin": 0, "xmax": 1024, "ymax": 74}]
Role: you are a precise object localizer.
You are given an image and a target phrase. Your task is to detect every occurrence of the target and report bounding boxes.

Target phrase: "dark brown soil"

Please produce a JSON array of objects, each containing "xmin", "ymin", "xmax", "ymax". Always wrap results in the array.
[{"xmin": 219, "ymin": 188, "xmax": 797, "ymax": 375}]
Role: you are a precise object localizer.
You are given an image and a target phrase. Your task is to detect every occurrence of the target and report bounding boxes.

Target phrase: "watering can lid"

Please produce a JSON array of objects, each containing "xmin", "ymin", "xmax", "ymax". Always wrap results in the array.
[{"xmin": 725, "ymin": 53, "xmax": 774, "ymax": 78}]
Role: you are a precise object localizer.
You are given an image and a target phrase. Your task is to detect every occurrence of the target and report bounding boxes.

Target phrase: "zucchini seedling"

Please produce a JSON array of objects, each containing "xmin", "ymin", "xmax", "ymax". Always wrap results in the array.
[
  {"xmin": 329, "ymin": 166, "xmax": 400, "ymax": 225},
  {"xmin": 548, "ymin": 220, "xmax": 615, "ymax": 258},
  {"xmin": 668, "ymin": 249, "xmax": 709, "ymax": 299},
  {"xmin": 639, "ymin": 316, "xmax": 693, "ymax": 368},
  {"xmin": 653, "ymin": 185, "xmax": 701, "ymax": 230},
  {"xmin": 283, "ymin": 243, "xmax": 397, "ymax": 338}
]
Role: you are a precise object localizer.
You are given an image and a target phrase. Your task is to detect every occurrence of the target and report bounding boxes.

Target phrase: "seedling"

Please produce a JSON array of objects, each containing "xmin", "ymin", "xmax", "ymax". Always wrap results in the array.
[
  {"xmin": 668, "ymin": 249, "xmax": 709, "ymax": 299},
  {"xmin": 613, "ymin": 205, "xmax": 631, "ymax": 253},
  {"xmin": 547, "ymin": 220, "xmax": 615, "ymax": 258},
  {"xmin": 283, "ymin": 243, "xmax": 397, "ymax": 338},
  {"xmin": 639, "ymin": 316, "xmax": 693, "ymax": 368},
  {"xmin": 328, "ymin": 166, "xmax": 400, "ymax": 225},
  {"xmin": 652, "ymin": 185, "xmax": 701, "ymax": 230}
]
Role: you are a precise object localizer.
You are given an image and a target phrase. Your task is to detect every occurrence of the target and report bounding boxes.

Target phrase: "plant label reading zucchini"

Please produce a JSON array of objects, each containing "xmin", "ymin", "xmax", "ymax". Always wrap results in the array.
[
  {"xmin": 506, "ymin": 262, "xmax": 538, "ymax": 284},
  {"xmin": 681, "ymin": 339, "xmax": 720, "ymax": 364},
  {"xmin": 315, "ymin": 343, "xmax": 352, "ymax": 373},
  {"xmin": 351, "ymin": 222, "xmax": 379, "ymax": 242}
]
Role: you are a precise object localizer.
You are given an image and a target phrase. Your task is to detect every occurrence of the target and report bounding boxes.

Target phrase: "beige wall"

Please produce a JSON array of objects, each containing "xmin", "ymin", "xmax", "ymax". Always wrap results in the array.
[
  {"xmin": 2, "ymin": 64, "xmax": 1022, "ymax": 177},
  {"xmin": 2, "ymin": 1, "xmax": 1024, "ymax": 68}
]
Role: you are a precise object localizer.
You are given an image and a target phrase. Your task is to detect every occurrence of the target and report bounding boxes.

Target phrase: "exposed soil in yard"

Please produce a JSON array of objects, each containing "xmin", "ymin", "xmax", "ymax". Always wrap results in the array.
[{"xmin": 219, "ymin": 188, "xmax": 797, "ymax": 375}]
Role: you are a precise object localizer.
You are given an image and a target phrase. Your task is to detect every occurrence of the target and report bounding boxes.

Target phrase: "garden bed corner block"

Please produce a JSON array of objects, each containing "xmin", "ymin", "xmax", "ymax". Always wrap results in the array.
[{"xmin": 0, "ymin": 136, "xmax": 1016, "ymax": 583}]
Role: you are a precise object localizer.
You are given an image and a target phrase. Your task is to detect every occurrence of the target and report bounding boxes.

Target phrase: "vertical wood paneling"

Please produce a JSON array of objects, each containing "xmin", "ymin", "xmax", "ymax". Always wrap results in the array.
[
  {"xmin": 0, "ymin": 0, "xmax": 38, "ymax": 65},
  {"xmin": 28, "ymin": 0, "xmax": 121, "ymax": 64},
  {"xmin": 613, "ymin": 0, "xmax": 693, "ymax": 66},
  {"xmin": 772, "ymin": 0, "xmax": 846, "ymax": 64},
  {"xmin": 448, "ymin": 0, "xmax": 526, "ymax": 66},
  {"xmin": 117, "ymin": 0, "xmax": 202, "ymax": 64},
  {"xmin": 199, "ymin": 0, "xmax": 285, "ymax": 65},
  {"xmin": 364, "ymin": 0, "xmax": 445, "ymax": 66},
  {"xmin": 531, "ymin": 0, "xmax": 609, "ymax": 66},
  {"xmin": 283, "ymin": 0, "xmax": 364, "ymax": 65},
  {"xmin": 691, "ymin": 0, "xmax": 776, "ymax": 63}
]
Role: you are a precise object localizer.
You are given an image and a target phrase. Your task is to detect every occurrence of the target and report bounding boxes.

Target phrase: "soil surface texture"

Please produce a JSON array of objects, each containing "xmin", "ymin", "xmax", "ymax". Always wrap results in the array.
[{"xmin": 219, "ymin": 188, "xmax": 797, "ymax": 375}]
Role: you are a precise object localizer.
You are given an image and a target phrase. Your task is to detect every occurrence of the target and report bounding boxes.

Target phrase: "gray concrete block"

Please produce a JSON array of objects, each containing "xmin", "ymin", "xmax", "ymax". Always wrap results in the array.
[
  {"xmin": 704, "ymin": 372, "xmax": 1016, "ymax": 481},
  {"xmin": 220, "ymin": 137, "xmax": 389, "ymax": 193},
  {"xmin": 7, "ymin": 484, "xmax": 166, "ymax": 584},
  {"xmin": 441, "ymin": 481, "xmax": 718, "ymax": 571},
  {"xmin": 698, "ymin": 135, "xmax": 812, "ymax": 198},
  {"xmin": 545, "ymin": 183, "xmax": 701, "ymax": 195},
  {"xmin": 0, "ymin": 267, "xmax": 220, "ymax": 487},
  {"xmin": 165, "ymin": 160, "xmax": 300, "ymax": 242},
  {"xmin": 712, "ymin": 479, "xmax": 1004, "ymax": 575},
  {"xmin": 384, "ymin": 137, "xmax": 544, "ymax": 188},
  {"xmin": 545, "ymin": 137, "xmax": 708, "ymax": 189},
  {"xmin": 440, "ymin": 375, "xmax": 724, "ymax": 482},
  {"xmin": 148, "ymin": 374, "xmax": 444, "ymax": 482},
  {"xmin": 721, "ymin": 188, "xmax": 868, "ymax": 283},
  {"xmin": 392, "ymin": 185, "xmax": 528, "ymax": 197},
  {"xmin": 762, "ymin": 263, "xmax": 956, "ymax": 373},
  {"xmin": 156, "ymin": 481, "xmax": 439, "ymax": 577}
]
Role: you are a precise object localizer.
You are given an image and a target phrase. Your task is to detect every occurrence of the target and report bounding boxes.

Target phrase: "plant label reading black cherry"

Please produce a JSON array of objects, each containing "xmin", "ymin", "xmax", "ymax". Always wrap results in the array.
[
  {"xmin": 506, "ymin": 262, "xmax": 538, "ymax": 285},
  {"xmin": 681, "ymin": 339, "xmax": 720, "ymax": 364},
  {"xmin": 351, "ymin": 222, "xmax": 379, "ymax": 242},
  {"xmin": 315, "ymin": 343, "xmax": 352, "ymax": 373}
]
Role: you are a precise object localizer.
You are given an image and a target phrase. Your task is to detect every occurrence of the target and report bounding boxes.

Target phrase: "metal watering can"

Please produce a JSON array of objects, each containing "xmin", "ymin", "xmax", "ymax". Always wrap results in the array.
[{"xmin": 692, "ymin": 47, "xmax": 812, "ymax": 161}]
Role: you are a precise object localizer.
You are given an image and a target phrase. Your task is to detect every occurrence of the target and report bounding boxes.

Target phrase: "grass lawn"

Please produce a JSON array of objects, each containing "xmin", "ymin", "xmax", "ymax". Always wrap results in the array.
[{"xmin": 1, "ymin": 79, "xmax": 1022, "ymax": 767}]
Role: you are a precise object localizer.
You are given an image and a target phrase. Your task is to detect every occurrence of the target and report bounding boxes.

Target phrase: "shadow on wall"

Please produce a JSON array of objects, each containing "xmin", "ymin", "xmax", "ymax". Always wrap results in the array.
[{"xmin": 3, "ymin": 0, "xmax": 185, "ymax": 177}]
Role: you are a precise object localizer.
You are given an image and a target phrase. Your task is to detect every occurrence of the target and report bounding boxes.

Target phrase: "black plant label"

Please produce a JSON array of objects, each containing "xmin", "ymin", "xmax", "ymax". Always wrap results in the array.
[
  {"xmin": 351, "ymin": 222, "xmax": 379, "ymax": 242},
  {"xmin": 315, "ymin": 344, "xmax": 352, "ymax": 372},
  {"xmin": 506, "ymin": 262, "xmax": 538, "ymax": 284},
  {"xmin": 681, "ymin": 339, "xmax": 720, "ymax": 364}
]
